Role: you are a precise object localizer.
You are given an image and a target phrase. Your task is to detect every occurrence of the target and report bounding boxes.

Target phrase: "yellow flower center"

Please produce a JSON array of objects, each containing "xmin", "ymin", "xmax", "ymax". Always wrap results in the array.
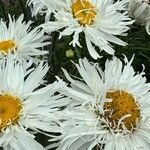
[
  {"xmin": 72, "ymin": 0, "xmax": 97, "ymax": 25},
  {"xmin": 104, "ymin": 90, "xmax": 140, "ymax": 131},
  {"xmin": 0, "ymin": 40, "xmax": 16, "ymax": 55},
  {"xmin": 0, "ymin": 94, "xmax": 22, "ymax": 131}
]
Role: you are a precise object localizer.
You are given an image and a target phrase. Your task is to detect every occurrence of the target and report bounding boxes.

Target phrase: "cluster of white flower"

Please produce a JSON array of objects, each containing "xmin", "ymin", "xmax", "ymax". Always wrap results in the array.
[{"xmin": 0, "ymin": 0, "xmax": 149, "ymax": 150}]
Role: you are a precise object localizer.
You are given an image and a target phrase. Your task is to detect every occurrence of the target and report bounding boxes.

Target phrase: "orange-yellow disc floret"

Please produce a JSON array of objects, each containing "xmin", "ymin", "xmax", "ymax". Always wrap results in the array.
[
  {"xmin": 72, "ymin": 0, "xmax": 97, "ymax": 25},
  {"xmin": 104, "ymin": 90, "xmax": 140, "ymax": 131},
  {"xmin": 0, "ymin": 94, "xmax": 22, "ymax": 131},
  {"xmin": 0, "ymin": 40, "xmax": 16, "ymax": 55}
]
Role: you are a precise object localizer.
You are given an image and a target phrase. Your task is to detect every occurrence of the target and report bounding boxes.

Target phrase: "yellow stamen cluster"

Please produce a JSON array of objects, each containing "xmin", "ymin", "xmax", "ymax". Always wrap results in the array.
[
  {"xmin": 0, "ymin": 94, "xmax": 22, "ymax": 131},
  {"xmin": 0, "ymin": 40, "xmax": 16, "ymax": 55},
  {"xmin": 104, "ymin": 91, "xmax": 140, "ymax": 131},
  {"xmin": 72, "ymin": 0, "xmax": 97, "ymax": 25}
]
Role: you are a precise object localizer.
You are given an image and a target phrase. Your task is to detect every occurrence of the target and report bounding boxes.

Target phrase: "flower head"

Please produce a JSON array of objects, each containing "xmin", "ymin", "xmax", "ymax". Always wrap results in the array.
[
  {"xmin": 54, "ymin": 57, "xmax": 150, "ymax": 150},
  {"xmin": 128, "ymin": 0, "xmax": 150, "ymax": 34},
  {"xmin": 41, "ymin": 0, "xmax": 133, "ymax": 59},
  {"xmin": 0, "ymin": 55, "xmax": 62, "ymax": 149},
  {"xmin": 0, "ymin": 14, "xmax": 50, "ymax": 62}
]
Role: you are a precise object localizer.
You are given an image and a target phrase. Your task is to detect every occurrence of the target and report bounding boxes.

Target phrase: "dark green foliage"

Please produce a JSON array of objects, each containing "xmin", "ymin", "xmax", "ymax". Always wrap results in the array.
[{"xmin": 46, "ymin": 24, "xmax": 150, "ymax": 83}]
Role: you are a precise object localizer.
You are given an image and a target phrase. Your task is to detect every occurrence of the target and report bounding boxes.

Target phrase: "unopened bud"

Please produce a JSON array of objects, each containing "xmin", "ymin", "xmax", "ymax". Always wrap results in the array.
[{"xmin": 66, "ymin": 49, "xmax": 74, "ymax": 58}]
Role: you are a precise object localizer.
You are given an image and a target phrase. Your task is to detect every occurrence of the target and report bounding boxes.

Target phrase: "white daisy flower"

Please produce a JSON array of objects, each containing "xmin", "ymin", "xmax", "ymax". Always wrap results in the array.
[
  {"xmin": 0, "ymin": 14, "xmax": 50, "ymax": 62},
  {"xmin": 41, "ymin": 0, "xmax": 133, "ymax": 59},
  {"xmin": 27, "ymin": 0, "xmax": 66, "ymax": 21},
  {"xmin": 53, "ymin": 57, "xmax": 150, "ymax": 150},
  {"xmin": 0, "ymin": 55, "xmax": 63, "ymax": 150},
  {"xmin": 128, "ymin": 0, "xmax": 150, "ymax": 34}
]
